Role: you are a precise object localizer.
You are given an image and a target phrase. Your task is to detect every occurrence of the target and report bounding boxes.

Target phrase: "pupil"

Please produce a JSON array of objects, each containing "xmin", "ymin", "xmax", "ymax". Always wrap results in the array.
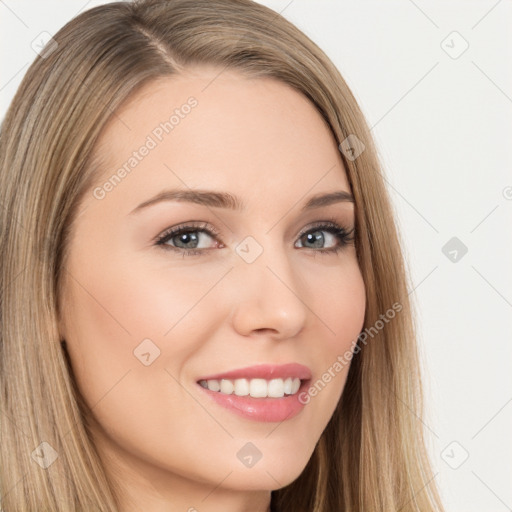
[
  {"xmin": 307, "ymin": 231, "xmax": 323, "ymax": 248},
  {"xmin": 178, "ymin": 232, "xmax": 198, "ymax": 248}
]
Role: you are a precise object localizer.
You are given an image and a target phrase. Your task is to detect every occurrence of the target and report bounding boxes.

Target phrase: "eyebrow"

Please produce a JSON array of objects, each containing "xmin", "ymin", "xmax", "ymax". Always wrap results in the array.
[{"xmin": 129, "ymin": 188, "xmax": 354, "ymax": 215}]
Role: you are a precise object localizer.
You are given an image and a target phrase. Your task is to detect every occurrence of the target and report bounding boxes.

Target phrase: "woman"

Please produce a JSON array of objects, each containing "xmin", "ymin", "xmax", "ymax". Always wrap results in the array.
[{"xmin": 0, "ymin": 0, "xmax": 445, "ymax": 510}]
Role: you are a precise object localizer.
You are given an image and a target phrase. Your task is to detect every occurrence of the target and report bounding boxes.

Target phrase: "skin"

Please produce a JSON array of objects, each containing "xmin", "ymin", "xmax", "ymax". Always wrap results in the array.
[{"xmin": 58, "ymin": 66, "xmax": 366, "ymax": 512}]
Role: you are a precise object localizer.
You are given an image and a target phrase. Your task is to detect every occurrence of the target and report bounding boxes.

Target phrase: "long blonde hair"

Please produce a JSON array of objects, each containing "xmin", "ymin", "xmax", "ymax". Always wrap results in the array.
[{"xmin": 0, "ymin": 0, "xmax": 444, "ymax": 510}]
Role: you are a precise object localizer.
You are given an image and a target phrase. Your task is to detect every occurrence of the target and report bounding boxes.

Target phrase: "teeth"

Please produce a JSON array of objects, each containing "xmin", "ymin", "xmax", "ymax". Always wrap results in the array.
[
  {"xmin": 234, "ymin": 378, "xmax": 249, "ymax": 396},
  {"xmin": 268, "ymin": 378, "xmax": 284, "ymax": 398},
  {"xmin": 220, "ymin": 379, "xmax": 234, "ymax": 394},
  {"xmin": 207, "ymin": 379, "xmax": 220, "ymax": 392},
  {"xmin": 283, "ymin": 377, "xmax": 293, "ymax": 395},
  {"xmin": 199, "ymin": 377, "xmax": 302, "ymax": 397}
]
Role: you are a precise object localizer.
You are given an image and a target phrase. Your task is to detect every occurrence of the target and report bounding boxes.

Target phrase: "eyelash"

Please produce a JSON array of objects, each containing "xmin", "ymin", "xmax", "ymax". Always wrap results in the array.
[{"xmin": 154, "ymin": 217, "xmax": 355, "ymax": 258}]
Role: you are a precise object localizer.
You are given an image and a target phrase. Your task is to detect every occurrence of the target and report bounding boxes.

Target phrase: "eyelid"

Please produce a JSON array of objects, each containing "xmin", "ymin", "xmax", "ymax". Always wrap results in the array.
[
  {"xmin": 297, "ymin": 218, "xmax": 344, "ymax": 237},
  {"xmin": 154, "ymin": 216, "xmax": 355, "ymax": 254},
  {"xmin": 153, "ymin": 221, "xmax": 220, "ymax": 245}
]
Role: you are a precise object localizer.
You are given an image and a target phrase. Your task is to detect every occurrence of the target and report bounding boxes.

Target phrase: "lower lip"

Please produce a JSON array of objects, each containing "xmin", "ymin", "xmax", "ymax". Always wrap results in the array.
[{"xmin": 197, "ymin": 381, "xmax": 310, "ymax": 423}]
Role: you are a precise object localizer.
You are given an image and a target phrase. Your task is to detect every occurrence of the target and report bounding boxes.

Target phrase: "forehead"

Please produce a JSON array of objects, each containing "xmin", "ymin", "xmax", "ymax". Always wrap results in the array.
[{"xmin": 90, "ymin": 67, "xmax": 351, "ymax": 212}]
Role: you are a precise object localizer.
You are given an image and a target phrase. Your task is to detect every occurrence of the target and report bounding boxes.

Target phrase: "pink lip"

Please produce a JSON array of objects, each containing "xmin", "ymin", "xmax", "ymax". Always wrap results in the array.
[
  {"xmin": 196, "ymin": 363, "xmax": 312, "ymax": 423},
  {"xmin": 197, "ymin": 363, "xmax": 312, "ymax": 381}
]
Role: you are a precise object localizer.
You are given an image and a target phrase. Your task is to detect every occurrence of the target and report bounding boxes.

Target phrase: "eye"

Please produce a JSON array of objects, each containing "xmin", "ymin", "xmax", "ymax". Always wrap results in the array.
[
  {"xmin": 154, "ymin": 218, "xmax": 355, "ymax": 257},
  {"xmin": 294, "ymin": 220, "xmax": 355, "ymax": 255},
  {"xmin": 154, "ymin": 221, "xmax": 221, "ymax": 257}
]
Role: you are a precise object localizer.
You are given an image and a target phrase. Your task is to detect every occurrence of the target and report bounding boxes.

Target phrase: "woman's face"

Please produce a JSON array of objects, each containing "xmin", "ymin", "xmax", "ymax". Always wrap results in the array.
[{"xmin": 59, "ymin": 67, "xmax": 366, "ymax": 508}]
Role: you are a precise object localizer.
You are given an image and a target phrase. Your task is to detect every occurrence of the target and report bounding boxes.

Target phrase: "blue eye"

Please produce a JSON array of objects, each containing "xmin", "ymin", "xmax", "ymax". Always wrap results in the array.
[
  {"xmin": 295, "ymin": 221, "xmax": 355, "ymax": 255},
  {"xmin": 155, "ymin": 221, "xmax": 220, "ymax": 257},
  {"xmin": 155, "ymin": 219, "xmax": 355, "ymax": 257}
]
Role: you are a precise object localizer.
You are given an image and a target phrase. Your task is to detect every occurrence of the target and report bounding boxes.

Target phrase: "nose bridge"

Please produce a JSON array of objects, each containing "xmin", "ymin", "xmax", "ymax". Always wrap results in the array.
[{"xmin": 229, "ymin": 235, "xmax": 308, "ymax": 338}]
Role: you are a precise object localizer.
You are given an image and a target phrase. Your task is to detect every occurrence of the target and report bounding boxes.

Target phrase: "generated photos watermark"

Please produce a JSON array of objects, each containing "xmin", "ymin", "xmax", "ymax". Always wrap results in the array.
[
  {"xmin": 92, "ymin": 96, "xmax": 198, "ymax": 200},
  {"xmin": 298, "ymin": 301, "xmax": 403, "ymax": 404}
]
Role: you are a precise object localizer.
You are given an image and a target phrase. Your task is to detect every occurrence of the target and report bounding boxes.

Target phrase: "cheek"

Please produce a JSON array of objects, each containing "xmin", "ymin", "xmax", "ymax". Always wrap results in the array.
[
  {"xmin": 307, "ymin": 256, "xmax": 366, "ymax": 354},
  {"xmin": 60, "ymin": 259, "xmax": 217, "ymax": 464},
  {"xmin": 298, "ymin": 258, "xmax": 366, "ymax": 413},
  {"xmin": 65, "ymin": 255, "xmax": 217, "ymax": 345},
  {"xmin": 60, "ymin": 255, "xmax": 226, "ymax": 404}
]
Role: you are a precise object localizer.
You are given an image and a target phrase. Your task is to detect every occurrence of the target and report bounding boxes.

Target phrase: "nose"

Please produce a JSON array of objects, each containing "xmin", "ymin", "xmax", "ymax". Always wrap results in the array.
[{"xmin": 229, "ymin": 248, "xmax": 308, "ymax": 341}]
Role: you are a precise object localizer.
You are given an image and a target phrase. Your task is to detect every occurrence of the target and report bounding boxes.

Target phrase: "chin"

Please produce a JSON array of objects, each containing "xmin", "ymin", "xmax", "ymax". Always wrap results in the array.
[{"xmin": 214, "ymin": 448, "xmax": 314, "ymax": 491}]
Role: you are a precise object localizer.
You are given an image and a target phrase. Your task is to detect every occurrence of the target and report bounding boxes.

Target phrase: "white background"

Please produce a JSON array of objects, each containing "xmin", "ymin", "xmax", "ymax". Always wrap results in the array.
[{"xmin": 1, "ymin": 1, "xmax": 511, "ymax": 510}]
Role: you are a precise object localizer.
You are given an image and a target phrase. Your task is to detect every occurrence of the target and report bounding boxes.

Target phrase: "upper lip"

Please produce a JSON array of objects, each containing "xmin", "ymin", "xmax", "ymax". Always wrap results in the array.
[{"xmin": 197, "ymin": 363, "xmax": 312, "ymax": 382}]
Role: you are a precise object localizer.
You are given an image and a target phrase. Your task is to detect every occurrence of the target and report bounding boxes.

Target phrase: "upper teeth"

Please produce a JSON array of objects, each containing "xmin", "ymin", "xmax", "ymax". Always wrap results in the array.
[{"xmin": 199, "ymin": 377, "xmax": 301, "ymax": 398}]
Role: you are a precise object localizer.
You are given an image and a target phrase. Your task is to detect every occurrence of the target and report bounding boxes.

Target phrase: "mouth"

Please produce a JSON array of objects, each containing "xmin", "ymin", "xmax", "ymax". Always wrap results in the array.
[
  {"xmin": 198, "ymin": 376, "xmax": 304, "ymax": 398},
  {"xmin": 196, "ymin": 363, "xmax": 312, "ymax": 422}
]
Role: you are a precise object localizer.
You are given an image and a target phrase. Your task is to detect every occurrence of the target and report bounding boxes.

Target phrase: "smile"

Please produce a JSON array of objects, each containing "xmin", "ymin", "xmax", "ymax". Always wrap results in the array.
[
  {"xmin": 198, "ymin": 377, "xmax": 302, "ymax": 397},
  {"xmin": 196, "ymin": 363, "xmax": 312, "ymax": 422}
]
